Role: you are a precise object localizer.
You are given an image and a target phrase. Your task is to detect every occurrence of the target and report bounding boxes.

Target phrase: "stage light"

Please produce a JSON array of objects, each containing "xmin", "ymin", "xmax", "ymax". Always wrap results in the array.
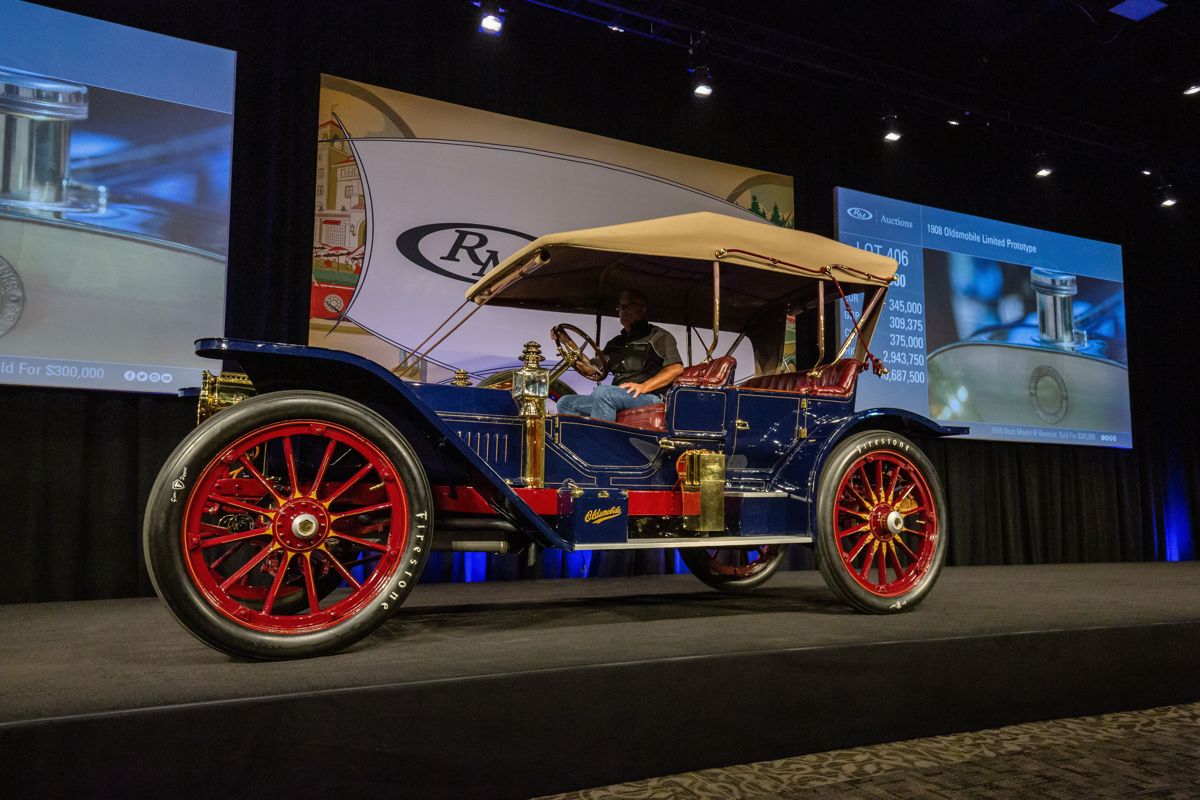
[
  {"xmin": 1141, "ymin": 168, "xmax": 1153, "ymax": 176},
  {"xmin": 1157, "ymin": 183, "xmax": 1177, "ymax": 207},
  {"xmin": 1033, "ymin": 153, "xmax": 1053, "ymax": 178},
  {"xmin": 1108, "ymin": 0, "xmax": 1167, "ymax": 22},
  {"xmin": 946, "ymin": 118, "xmax": 960, "ymax": 126},
  {"xmin": 1184, "ymin": 84, "xmax": 1200, "ymax": 96},
  {"xmin": 607, "ymin": 24, "xmax": 624, "ymax": 33},
  {"xmin": 688, "ymin": 34, "xmax": 713, "ymax": 98},
  {"xmin": 475, "ymin": 3, "xmax": 505, "ymax": 36},
  {"xmin": 881, "ymin": 113, "xmax": 902, "ymax": 142}
]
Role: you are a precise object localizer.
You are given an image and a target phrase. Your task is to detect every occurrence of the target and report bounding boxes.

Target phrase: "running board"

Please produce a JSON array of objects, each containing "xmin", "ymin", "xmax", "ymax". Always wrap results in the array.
[{"xmin": 575, "ymin": 535, "xmax": 812, "ymax": 551}]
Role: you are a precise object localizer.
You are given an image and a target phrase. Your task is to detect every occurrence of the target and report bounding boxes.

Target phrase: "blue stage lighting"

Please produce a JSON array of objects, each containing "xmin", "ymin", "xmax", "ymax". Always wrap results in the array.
[
  {"xmin": 1108, "ymin": 0, "xmax": 1167, "ymax": 22},
  {"xmin": 1163, "ymin": 467, "xmax": 1194, "ymax": 561}
]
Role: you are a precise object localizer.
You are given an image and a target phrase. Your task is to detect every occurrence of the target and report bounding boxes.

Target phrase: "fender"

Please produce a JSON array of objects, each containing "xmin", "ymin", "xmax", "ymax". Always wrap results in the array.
[
  {"xmin": 770, "ymin": 407, "xmax": 965, "ymax": 536},
  {"xmin": 195, "ymin": 338, "xmax": 568, "ymax": 549}
]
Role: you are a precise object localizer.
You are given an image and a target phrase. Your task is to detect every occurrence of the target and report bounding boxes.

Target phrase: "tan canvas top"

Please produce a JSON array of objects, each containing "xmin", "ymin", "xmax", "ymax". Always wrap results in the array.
[
  {"xmin": 462, "ymin": 212, "xmax": 896, "ymax": 330},
  {"xmin": 469, "ymin": 211, "xmax": 896, "ymax": 295}
]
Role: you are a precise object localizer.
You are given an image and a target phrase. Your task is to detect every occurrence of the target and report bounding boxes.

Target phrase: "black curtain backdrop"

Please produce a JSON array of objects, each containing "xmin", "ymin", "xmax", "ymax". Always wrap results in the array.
[{"xmin": 0, "ymin": 0, "xmax": 1195, "ymax": 602}]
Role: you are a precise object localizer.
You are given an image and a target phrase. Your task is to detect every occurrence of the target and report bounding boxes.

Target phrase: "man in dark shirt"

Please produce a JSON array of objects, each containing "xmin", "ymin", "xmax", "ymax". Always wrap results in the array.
[{"xmin": 557, "ymin": 289, "xmax": 684, "ymax": 421}]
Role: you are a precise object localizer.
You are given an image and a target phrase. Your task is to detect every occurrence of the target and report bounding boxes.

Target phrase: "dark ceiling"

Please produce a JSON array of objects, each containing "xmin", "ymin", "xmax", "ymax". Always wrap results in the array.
[{"xmin": 533, "ymin": 1, "xmax": 1198, "ymax": 168}]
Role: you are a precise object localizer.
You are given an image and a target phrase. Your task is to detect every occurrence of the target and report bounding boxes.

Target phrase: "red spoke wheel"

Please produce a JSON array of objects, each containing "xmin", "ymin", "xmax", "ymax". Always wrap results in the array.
[
  {"xmin": 144, "ymin": 391, "xmax": 432, "ymax": 660},
  {"xmin": 816, "ymin": 429, "xmax": 947, "ymax": 613},
  {"xmin": 679, "ymin": 544, "xmax": 789, "ymax": 592}
]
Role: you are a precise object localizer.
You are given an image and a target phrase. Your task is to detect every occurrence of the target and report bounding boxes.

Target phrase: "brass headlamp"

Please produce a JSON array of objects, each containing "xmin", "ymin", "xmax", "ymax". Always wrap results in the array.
[{"xmin": 512, "ymin": 341, "xmax": 549, "ymax": 487}]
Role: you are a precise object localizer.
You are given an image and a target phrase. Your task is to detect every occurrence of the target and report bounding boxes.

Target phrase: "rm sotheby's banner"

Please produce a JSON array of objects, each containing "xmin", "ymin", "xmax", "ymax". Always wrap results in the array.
[{"xmin": 311, "ymin": 76, "xmax": 794, "ymax": 380}]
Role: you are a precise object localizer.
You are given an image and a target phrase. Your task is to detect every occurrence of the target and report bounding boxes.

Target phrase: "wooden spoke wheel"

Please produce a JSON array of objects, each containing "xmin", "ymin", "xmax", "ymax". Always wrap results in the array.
[
  {"xmin": 144, "ymin": 391, "xmax": 432, "ymax": 660},
  {"xmin": 679, "ymin": 544, "xmax": 789, "ymax": 592},
  {"xmin": 816, "ymin": 430, "xmax": 947, "ymax": 613}
]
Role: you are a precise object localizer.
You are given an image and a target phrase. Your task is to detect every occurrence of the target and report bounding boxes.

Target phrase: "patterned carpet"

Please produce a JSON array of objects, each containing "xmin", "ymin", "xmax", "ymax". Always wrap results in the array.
[{"xmin": 535, "ymin": 702, "xmax": 1200, "ymax": 800}]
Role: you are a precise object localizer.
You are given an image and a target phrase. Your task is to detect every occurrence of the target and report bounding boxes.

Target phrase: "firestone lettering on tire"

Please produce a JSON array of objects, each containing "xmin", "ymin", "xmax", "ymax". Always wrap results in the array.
[{"xmin": 853, "ymin": 436, "xmax": 910, "ymax": 456}]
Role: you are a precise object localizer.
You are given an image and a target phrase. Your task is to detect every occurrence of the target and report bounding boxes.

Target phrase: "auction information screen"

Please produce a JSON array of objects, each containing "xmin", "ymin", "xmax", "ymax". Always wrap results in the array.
[
  {"xmin": 835, "ymin": 187, "xmax": 1130, "ymax": 448},
  {"xmin": 0, "ymin": 0, "xmax": 235, "ymax": 394}
]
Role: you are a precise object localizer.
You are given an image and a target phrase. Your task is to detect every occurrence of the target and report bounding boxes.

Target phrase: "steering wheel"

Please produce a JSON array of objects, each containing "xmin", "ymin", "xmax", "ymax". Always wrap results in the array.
[{"xmin": 551, "ymin": 323, "xmax": 607, "ymax": 382}]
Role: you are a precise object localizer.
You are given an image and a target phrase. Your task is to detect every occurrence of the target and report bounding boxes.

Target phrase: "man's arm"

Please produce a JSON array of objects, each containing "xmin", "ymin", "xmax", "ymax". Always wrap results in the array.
[{"xmin": 619, "ymin": 362, "xmax": 684, "ymax": 397}]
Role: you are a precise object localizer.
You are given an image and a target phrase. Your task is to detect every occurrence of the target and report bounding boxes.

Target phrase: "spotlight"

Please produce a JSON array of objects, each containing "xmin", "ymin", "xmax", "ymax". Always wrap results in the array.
[
  {"xmin": 688, "ymin": 34, "xmax": 713, "ymax": 98},
  {"xmin": 946, "ymin": 110, "xmax": 970, "ymax": 127},
  {"xmin": 475, "ymin": 3, "xmax": 505, "ymax": 36},
  {"xmin": 1033, "ymin": 153, "xmax": 1053, "ymax": 178},
  {"xmin": 946, "ymin": 118, "xmax": 961, "ymax": 126},
  {"xmin": 881, "ymin": 113, "xmax": 902, "ymax": 142},
  {"xmin": 1184, "ymin": 84, "xmax": 1200, "ymax": 96},
  {"xmin": 1141, "ymin": 168, "xmax": 1153, "ymax": 176},
  {"xmin": 1157, "ymin": 183, "xmax": 1178, "ymax": 207}
]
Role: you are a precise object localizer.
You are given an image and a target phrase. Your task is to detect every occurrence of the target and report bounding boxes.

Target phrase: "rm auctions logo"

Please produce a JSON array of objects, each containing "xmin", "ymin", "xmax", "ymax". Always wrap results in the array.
[
  {"xmin": 396, "ymin": 223, "xmax": 536, "ymax": 283},
  {"xmin": 847, "ymin": 207, "xmax": 873, "ymax": 221},
  {"xmin": 584, "ymin": 506, "xmax": 623, "ymax": 524}
]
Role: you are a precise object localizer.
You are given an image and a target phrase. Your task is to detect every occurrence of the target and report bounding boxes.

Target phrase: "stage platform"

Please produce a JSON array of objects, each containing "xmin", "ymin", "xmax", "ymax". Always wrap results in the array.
[{"xmin": 2, "ymin": 563, "xmax": 1198, "ymax": 798}]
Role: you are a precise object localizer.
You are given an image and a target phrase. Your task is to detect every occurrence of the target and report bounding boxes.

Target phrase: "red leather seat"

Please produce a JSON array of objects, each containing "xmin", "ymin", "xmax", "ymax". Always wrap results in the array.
[
  {"xmin": 673, "ymin": 355, "xmax": 736, "ymax": 388},
  {"xmin": 615, "ymin": 403, "xmax": 667, "ymax": 431},
  {"xmin": 614, "ymin": 356, "xmax": 737, "ymax": 430},
  {"xmin": 739, "ymin": 358, "xmax": 862, "ymax": 398}
]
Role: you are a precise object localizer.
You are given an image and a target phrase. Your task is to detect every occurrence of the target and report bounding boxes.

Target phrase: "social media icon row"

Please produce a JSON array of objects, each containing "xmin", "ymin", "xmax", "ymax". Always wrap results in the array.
[{"xmin": 124, "ymin": 370, "xmax": 173, "ymax": 384}]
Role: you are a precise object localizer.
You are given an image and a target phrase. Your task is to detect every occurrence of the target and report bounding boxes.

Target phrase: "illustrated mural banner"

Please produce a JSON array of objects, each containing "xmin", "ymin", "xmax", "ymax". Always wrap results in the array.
[{"xmin": 311, "ymin": 75, "xmax": 795, "ymax": 381}]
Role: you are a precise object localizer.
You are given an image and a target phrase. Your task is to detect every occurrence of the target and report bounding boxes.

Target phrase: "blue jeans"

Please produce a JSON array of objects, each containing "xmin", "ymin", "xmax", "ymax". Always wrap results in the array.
[{"xmin": 557, "ymin": 384, "xmax": 663, "ymax": 422}]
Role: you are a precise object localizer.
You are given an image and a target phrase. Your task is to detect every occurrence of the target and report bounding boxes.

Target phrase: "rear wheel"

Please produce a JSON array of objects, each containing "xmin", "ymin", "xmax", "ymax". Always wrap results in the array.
[
  {"xmin": 679, "ymin": 544, "xmax": 789, "ymax": 592},
  {"xmin": 144, "ymin": 390, "xmax": 432, "ymax": 660},
  {"xmin": 815, "ymin": 429, "xmax": 946, "ymax": 613}
]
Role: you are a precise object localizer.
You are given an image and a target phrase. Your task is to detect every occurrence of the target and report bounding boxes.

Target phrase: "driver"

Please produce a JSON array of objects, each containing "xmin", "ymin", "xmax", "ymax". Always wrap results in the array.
[{"xmin": 557, "ymin": 289, "xmax": 684, "ymax": 421}]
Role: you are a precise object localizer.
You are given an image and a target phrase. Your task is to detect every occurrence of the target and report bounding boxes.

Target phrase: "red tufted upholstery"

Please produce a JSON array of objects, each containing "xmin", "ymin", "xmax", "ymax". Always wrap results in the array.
[
  {"xmin": 673, "ymin": 355, "xmax": 736, "ymax": 388},
  {"xmin": 739, "ymin": 358, "xmax": 863, "ymax": 398},
  {"xmin": 613, "ymin": 356, "xmax": 737, "ymax": 430}
]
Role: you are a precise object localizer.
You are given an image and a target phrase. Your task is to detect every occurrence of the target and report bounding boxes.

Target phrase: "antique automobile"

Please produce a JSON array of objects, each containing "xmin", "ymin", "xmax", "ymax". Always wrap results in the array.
[{"xmin": 144, "ymin": 212, "xmax": 964, "ymax": 660}]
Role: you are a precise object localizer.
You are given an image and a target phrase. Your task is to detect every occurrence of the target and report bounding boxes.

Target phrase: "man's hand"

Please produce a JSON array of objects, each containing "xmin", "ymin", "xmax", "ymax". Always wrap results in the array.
[{"xmin": 619, "ymin": 364, "xmax": 684, "ymax": 398}]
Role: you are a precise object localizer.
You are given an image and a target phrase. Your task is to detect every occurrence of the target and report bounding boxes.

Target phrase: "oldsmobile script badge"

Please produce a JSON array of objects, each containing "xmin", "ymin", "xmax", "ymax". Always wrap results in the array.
[{"xmin": 0, "ymin": 255, "xmax": 24, "ymax": 337}]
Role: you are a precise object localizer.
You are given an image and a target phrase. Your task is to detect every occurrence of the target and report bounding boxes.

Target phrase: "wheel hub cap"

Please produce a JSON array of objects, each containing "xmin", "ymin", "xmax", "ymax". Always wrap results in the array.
[
  {"xmin": 292, "ymin": 513, "xmax": 319, "ymax": 539},
  {"xmin": 886, "ymin": 510, "xmax": 905, "ymax": 535},
  {"xmin": 273, "ymin": 499, "xmax": 330, "ymax": 551}
]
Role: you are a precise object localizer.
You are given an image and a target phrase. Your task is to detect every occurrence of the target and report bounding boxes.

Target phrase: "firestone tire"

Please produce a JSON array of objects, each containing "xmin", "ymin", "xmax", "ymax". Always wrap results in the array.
[
  {"xmin": 143, "ymin": 390, "xmax": 433, "ymax": 660},
  {"xmin": 679, "ymin": 544, "xmax": 789, "ymax": 593},
  {"xmin": 815, "ymin": 429, "xmax": 947, "ymax": 614}
]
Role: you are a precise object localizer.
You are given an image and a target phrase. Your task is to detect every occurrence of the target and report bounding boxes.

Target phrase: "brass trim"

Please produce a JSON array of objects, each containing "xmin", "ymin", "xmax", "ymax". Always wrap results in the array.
[
  {"xmin": 197, "ymin": 370, "xmax": 255, "ymax": 425},
  {"xmin": 679, "ymin": 449, "xmax": 725, "ymax": 532},
  {"xmin": 834, "ymin": 285, "xmax": 887, "ymax": 362},
  {"xmin": 707, "ymin": 260, "xmax": 721, "ymax": 359},
  {"xmin": 514, "ymin": 340, "xmax": 549, "ymax": 488},
  {"xmin": 735, "ymin": 419, "xmax": 750, "ymax": 430}
]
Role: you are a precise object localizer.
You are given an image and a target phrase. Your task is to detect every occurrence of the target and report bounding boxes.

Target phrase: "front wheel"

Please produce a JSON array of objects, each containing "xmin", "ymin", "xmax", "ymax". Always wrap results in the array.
[
  {"xmin": 815, "ymin": 430, "xmax": 947, "ymax": 613},
  {"xmin": 143, "ymin": 390, "xmax": 432, "ymax": 660},
  {"xmin": 679, "ymin": 544, "xmax": 789, "ymax": 592}
]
